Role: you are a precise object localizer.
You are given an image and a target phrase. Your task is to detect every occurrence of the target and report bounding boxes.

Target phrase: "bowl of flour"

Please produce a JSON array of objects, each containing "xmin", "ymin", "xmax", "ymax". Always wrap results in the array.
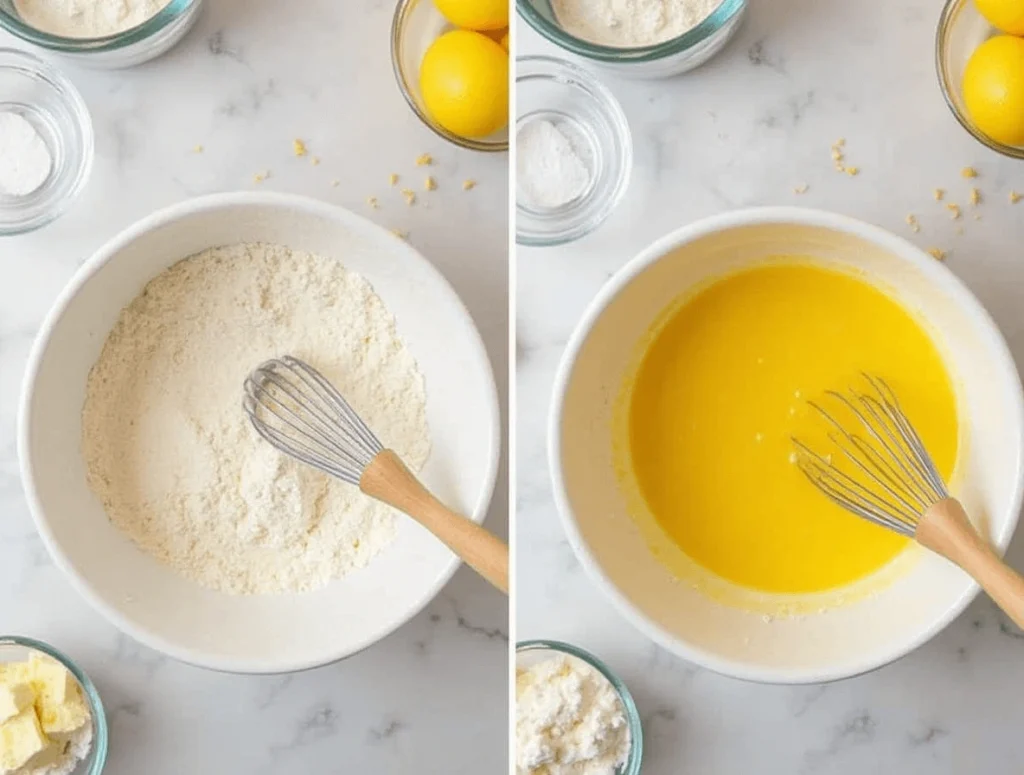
[
  {"xmin": 18, "ymin": 191, "xmax": 501, "ymax": 673},
  {"xmin": 517, "ymin": 0, "xmax": 747, "ymax": 78}
]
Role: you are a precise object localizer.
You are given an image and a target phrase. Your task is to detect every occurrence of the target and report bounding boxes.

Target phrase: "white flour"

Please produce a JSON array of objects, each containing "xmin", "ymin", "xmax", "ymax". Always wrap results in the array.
[
  {"xmin": 552, "ymin": 0, "xmax": 723, "ymax": 47},
  {"xmin": 516, "ymin": 655, "xmax": 631, "ymax": 775},
  {"xmin": 0, "ymin": 112, "xmax": 51, "ymax": 197},
  {"xmin": 517, "ymin": 119, "xmax": 592, "ymax": 210},
  {"xmin": 13, "ymin": 0, "xmax": 169, "ymax": 37},
  {"xmin": 82, "ymin": 243, "xmax": 431, "ymax": 595}
]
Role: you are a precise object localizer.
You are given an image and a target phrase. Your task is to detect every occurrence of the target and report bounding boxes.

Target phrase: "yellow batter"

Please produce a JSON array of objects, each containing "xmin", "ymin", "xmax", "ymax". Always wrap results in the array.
[{"xmin": 627, "ymin": 261, "xmax": 959, "ymax": 595}]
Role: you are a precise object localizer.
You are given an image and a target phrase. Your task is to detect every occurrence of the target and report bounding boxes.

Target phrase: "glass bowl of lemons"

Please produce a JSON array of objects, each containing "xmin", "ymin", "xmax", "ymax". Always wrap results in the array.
[
  {"xmin": 392, "ymin": 0, "xmax": 509, "ymax": 152},
  {"xmin": 937, "ymin": 0, "xmax": 1024, "ymax": 159}
]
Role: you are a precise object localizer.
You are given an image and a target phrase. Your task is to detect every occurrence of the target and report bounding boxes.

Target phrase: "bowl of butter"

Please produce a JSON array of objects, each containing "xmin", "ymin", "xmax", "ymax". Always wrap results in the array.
[{"xmin": 0, "ymin": 637, "xmax": 106, "ymax": 775}]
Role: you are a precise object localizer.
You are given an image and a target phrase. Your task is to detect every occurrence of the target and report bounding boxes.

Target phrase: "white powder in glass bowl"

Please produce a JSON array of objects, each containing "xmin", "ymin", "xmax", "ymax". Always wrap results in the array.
[{"xmin": 13, "ymin": 0, "xmax": 171, "ymax": 38}]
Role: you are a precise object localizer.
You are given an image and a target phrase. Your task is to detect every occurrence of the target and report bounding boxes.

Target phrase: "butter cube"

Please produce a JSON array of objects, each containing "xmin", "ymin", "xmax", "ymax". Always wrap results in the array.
[
  {"xmin": 0, "ymin": 707, "xmax": 49, "ymax": 772},
  {"xmin": 28, "ymin": 655, "xmax": 74, "ymax": 705},
  {"xmin": 27, "ymin": 655, "xmax": 89, "ymax": 735},
  {"xmin": 0, "ymin": 682, "xmax": 34, "ymax": 723}
]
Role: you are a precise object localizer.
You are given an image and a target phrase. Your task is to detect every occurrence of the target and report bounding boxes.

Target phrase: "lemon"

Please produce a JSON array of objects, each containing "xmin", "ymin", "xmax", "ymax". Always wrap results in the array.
[
  {"xmin": 963, "ymin": 35, "xmax": 1024, "ymax": 147},
  {"xmin": 975, "ymin": 0, "xmax": 1024, "ymax": 35},
  {"xmin": 501, "ymin": 30, "xmax": 509, "ymax": 51},
  {"xmin": 421, "ymin": 30, "xmax": 509, "ymax": 138},
  {"xmin": 434, "ymin": 0, "xmax": 508, "ymax": 31}
]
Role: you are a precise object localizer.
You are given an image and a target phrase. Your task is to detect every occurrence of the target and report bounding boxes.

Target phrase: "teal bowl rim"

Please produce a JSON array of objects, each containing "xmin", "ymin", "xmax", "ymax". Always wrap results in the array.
[
  {"xmin": 0, "ymin": 0, "xmax": 197, "ymax": 52},
  {"xmin": 516, "ymin": 639, "xmax": 643, "ymax": 775},
  {"xmin": 0, "ymin": 635, "xmax": 108, "ymax": 775},
  {"xmin": 517, "ymin": 0, "xmax": 745, "ymax": 64}
]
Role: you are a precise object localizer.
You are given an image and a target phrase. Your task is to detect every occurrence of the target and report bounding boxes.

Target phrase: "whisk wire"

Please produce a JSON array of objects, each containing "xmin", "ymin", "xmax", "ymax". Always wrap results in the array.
[
  {"xmin": 793, "ymin": 375, "xmax": 950, "ymax": 537},
  {"xmin": 243, "ymin": 356, "xmax": 384, "ymax": 486}
]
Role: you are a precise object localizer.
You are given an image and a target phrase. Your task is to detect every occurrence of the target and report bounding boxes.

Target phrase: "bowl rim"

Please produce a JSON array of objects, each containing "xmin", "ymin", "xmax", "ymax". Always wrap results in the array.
[
  {"xmin": 547, "ymin": 205, "xmax": 1024, "ymax": 684},
  {"xmin": 934, "ymin": 0, "xmax": 1024, "ymax": 161},
  {"xmin": 0, "ymin": 635, "xmax": 108, "ymax": 774},
  {"xmin": 389, "ymin": 0, "xmax": 508, "ymax": 153},
  {"xmin": 17, "ymin": 190, "xmax": 503, "ymax": 674},
  {"xmin": 516, "ymin": 639, "xmax": 644, "ymax": 774},
  {"xmin": 516, "ymin": 0, "xmax": 745, "ymax": 63}
]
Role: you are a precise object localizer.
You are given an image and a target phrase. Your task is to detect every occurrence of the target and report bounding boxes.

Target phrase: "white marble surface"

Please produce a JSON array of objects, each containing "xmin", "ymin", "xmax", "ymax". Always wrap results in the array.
[
  {"xmin": 517, "ymin": 1, "xmax": 1024, "ymax": 772},
  {"xmin": 0, "ymin": 1, "xmax": 508, "ymax": 772}
]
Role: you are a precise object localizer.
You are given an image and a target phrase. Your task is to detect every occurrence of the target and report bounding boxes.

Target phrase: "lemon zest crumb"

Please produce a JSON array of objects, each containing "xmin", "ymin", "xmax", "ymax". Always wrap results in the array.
[
  {"xmin": 253, "ymin": 171, "xmax": 269, "ymax": 183},
  {"xmin": 927, "ymin": 247, "xmax": 946, "ymax": 261},
  {"xmin": 391, "ymin": 229, "xmax": 408, "ymax": 240},
  {"xmin": 192, "ymin": 144, "xmax": 204, "ymax": 153},
  {"xmin": 462, "ymin": 179, "xmax": 476, "ymax": 191},
  {"xmin": 969, "ymin": 187, "xmax": 981, "ymax": 206},
  {"xmin": 961, "ymin": 166, "xmax": 978, "ymax": 178},
  {"xmin": 401, "ymin": 188, "xmax": 416, "ymax": 205},
  {"xmin": 293, "ymin": 139, "xmax": 307, "ymax": 157},
  {"xmin": 845, "ymin": 166, "xmax": 859, "ymax": 176},
  {"xmin": 933, "ymin": 188, "xmax": 945, "ymax": 201},
  {"xmin": 416, "ymin": 153, "xmax": 433, "ymax": 166},
  {"xmin": 905, "ymin": 214, "xmax": 920, "ymax": 233},
  {"xmin": 389, "ymin": 173, "xmax": 399, "ymax": 186},
  {"xmin": 1011, "ymin": 191, "xmax": 1021, "ymax": 204},
  {"xmin": 425, "ymin": 176, "xmax": 437, "ymax": 191},
  {"xmin": 366, "ymin": 196, "xmax": 379, "ymax": 209},
  {"xmin": 946, "ymin": 203, "xmax": 961, "ymax": 219},
  {"xmin": 311, "ymin": 156, "xmax": 320, "ymax": 166}
]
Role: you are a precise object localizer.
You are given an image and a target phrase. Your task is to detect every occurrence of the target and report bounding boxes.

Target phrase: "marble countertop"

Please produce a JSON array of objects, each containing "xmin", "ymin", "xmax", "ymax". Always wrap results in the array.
[
  {"xmin": 0, "ymin": 1, "xmax": 508, "ymax": 772},
  {"xmin": 517, "ymin": 1, "xmax": 1024, "ymax": 772}
]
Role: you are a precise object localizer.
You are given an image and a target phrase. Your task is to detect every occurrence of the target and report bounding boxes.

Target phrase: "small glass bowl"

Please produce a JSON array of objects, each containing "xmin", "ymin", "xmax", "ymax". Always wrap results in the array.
[
  {"xmin": 0, "ymin": 48, "xmax": 93, "ymax": 236},
  {"xmin": 0, "ymin": 636, "xmax": 108, "ymax": 775},
  {"xmin": 936, "ymin": 0, "xmax": 1024, "ymax": 159},
  {"xmin": 391, "ymin": 0, "xmax": 508, "ymax": 152},
  {"xmin": 516, "ymin": 640, "xmax": 643, "ymax": 775},
  {"xmin": 517, "ymin": 0, "xmax": 746, "ymax": 79},
  {"xmin": 0, "ymin": 0, "xmax": 202, "ymax": 69},
  {"xmin": 516, "ymin": 55, "xmax": 631, "ymax": 246}
]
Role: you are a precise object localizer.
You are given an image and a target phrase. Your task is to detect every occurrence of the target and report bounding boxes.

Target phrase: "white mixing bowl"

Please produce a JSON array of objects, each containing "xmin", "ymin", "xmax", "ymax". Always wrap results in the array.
[
  {"xmin": 19, "ymin": 192, "xmax": 501, "ymax": 673},
  {"xmin": 550, "ymin": 207, "xmax": 1024, "ymax": 684}
]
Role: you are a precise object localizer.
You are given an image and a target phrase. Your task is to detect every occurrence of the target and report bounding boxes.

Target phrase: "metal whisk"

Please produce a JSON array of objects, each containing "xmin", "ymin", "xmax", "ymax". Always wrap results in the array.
[
  {"xmin": 793, "ymin": 374, "xmax": 1024, "ymax": 628},
  {"xmin": 243, "ymin": 356, "xmax": 508, "ymax": 594}
]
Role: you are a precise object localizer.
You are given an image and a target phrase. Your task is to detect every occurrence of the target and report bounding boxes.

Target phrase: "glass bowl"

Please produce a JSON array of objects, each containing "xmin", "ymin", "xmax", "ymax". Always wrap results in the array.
[
  {"xmin": 391, "ymin": 0, "xmax": 508, "ymax": 152},
  {"xmin": 0, "ymin": 636, "xmax": 108, "ymax": 775},
  {"xmin": 517, "ymin": 0, "xmax": 746, "ymax": 79},
  {"xmin": 936, "ymin": 0, "xmax": 1024, "ymax": 159},
  {"xmin": 0, "ymin": 48, "xmax": 93, "ymax": 236},
  {"xmin": 516, "ymin": 55, "xmax": 631, "ymax": 246},
  {"xmin": 0, "ymin": 0, "xmax": 202, "ymax": 69},
  {"xmin": 516, "ymin": 640, "xmax": 643, "ymax": 775}
]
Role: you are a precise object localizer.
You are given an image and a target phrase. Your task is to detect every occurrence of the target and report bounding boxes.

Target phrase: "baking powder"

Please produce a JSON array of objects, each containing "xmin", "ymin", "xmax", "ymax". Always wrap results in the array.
[
  {"xmin": 0, "ymin": 112, "xmax": 51, "ymax": 197},
  {"xmin": 552, "ymin": 0, "xmax": 723, "ymax": 47},
  {"xmin": 81, "ymin": 242, "xmax": 431, "ymax": 595},
  {"xmin": 517, "ymin": 118, "xmax": 592, "ymax": 210},
  {"xmin": 516, "ymin": 655, "xmax": 631, "ymax": 775},
  {"xmin": 13, "ymin": 0, "xmax": 170, "ymax": 38}
]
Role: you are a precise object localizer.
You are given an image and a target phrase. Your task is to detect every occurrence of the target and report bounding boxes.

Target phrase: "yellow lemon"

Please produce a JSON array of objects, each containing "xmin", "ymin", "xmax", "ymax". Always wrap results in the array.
[
  {"xmin": 421, "ymin": 30, "xmax": 509, "ymax": 138},
  {"xmin": 963, "ymin": 35, "xmax": 1024, "ymax": 147},
  {"xmin": 434, "ymin": 0, "xmax": 508, "ymax": 31},
  {"xmin": 976, "ymin": 0, "xmax": 1024, "ymax": 35},
  {"xmin": 501, "ymin": 30, "xmax": 509, "ymax": 51}
]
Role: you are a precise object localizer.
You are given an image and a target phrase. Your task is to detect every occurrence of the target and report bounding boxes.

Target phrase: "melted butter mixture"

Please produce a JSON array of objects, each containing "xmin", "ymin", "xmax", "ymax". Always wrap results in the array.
[{"xmin": 626, "ymin": 262, "xmax": 959, "ymax": 595}]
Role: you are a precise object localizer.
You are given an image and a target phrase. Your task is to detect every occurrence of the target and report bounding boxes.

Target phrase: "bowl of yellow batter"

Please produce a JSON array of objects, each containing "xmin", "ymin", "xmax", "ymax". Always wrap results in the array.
[{"xmin": 550, "ymin": 207, "xmax": 1024, "ymax": 683}]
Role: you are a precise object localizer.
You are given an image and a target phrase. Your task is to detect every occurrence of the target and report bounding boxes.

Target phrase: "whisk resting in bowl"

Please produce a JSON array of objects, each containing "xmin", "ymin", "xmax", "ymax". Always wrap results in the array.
[
  {"xmin": 243, "ymin": 356, "xmax": 508, "ymax": 594},
  {"xmin": 793, "ymin": 374, "xmax": 1024, "ymax": 628}
]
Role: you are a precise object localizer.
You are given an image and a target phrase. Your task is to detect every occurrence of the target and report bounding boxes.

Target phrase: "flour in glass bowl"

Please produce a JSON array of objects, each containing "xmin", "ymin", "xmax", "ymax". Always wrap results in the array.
[
  {"xmin": 551, "ymin": 0, "xmax": 724, "ymax": 48},
  {"xmin": 13, "ymin": 0, "xmax": 171, "ymax": 37},
  {"xmin": 81, "ymin": 242, "xmax": 431, "ymax": 595}
]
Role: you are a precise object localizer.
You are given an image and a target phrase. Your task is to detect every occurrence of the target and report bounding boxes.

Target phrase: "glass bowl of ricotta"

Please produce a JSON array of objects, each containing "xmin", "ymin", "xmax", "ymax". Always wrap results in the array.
[
  {"xmin": 516, "ymin": 55, "xmax": 632, "ymax": 246},
  {"xmin": 517, "ymin": 0, "xmax": 747, "ymax": 78},
  {"xmin": 0, "ymin": 0, "xmax": 202, "ymax": 68},
  {"xmin": 0, "ymin": 48, "xmax": 93, "ymax": 235},
  {"xmin": 0, "ymin": 636, "xmax": 108, "ymax": 775},
  {"xmin": 516, "ymin": 640, "xmax": 643, "ymax": 775}
]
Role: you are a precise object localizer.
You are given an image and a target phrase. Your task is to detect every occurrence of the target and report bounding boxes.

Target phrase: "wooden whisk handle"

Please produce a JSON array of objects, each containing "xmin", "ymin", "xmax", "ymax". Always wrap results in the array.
[
  {"xmin": 360, "ymin": 450, "xmax": 509, "ymax": 595},
  {"xmin": 917, "ymin": 498, "xmax": 1024, "ymax": 630}
]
